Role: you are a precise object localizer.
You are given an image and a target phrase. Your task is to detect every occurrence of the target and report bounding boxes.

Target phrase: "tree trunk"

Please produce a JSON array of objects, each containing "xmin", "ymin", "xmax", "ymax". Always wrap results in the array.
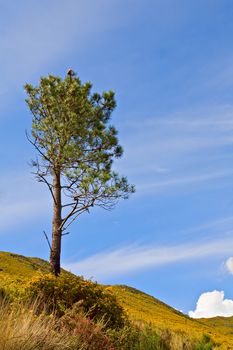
[{"xmin": 50, "ymin": 170, "xmax": 62, "ymax": 276}]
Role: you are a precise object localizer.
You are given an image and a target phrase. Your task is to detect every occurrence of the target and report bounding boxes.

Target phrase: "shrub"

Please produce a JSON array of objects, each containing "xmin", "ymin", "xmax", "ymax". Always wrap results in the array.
[
  {"xmin": 0, "ymin": 277, "xmax": 24, "ymax": 301},
  {"xmin": 59, "ymin": 302, "xmax": 116, "ymax": 350},
  {"xmin": 109, "ymin": 324, "xmax": 163, "ymax": 350},
  {"xmin": 194, "ymin": 334, "xmax": 215, "ymax": 350},
  {"xmin": 24, "ymin": 273, "xmax": 126, "ymax": 329}
]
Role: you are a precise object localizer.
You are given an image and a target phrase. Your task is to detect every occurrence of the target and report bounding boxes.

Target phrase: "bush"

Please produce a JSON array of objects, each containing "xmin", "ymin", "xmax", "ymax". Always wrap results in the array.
[
  {"xmin": 194, "ymin": 334, "xmax": 215, "ymax": 350},
  {"xmin": 24, "ymin": 273, "xmax": 126, "ymax": 329},
  {"xmin": 59, "ymin": 302, "xmax": 116, "ymax": 350},
  {"xmin": 0, "ymin": 278, "xmax": 24, "ymax": 301},
  {"xmin": 109, "ymin": 324, "xmax": 163, "ymax": 350}
]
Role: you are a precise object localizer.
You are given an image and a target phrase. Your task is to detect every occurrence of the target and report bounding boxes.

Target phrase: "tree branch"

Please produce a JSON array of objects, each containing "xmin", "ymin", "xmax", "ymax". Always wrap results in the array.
[
  {"xmin": 37, "ymin": 172, "xmax": 56, "ymax": 204},
  {"xmin": 25, "ymin": 131, "xmax": 52, "ymax": 164},
  {"xmin": 59, "ymin": 201, "xmax": 79, "ymax": 231},
  {"xmin": 43, "ymin": 231, "xmax": 52, "ymax": 252}
]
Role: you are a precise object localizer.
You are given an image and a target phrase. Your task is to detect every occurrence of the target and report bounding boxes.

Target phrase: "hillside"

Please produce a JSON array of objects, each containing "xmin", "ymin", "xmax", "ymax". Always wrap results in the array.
[
  {"xmin": 1, "ymin": 251, "xmax": 233, "ymax": 349},
  {"xmin": 200, "ymin": 316, "xmax": 233, "ymax": 336},
  {"xmin": 0, "ymin": 251, "xmax": 50, "ymax": 280},
  {"xmin": 109, "ymin": 285, "xmax": 233, "ymax": 349}
]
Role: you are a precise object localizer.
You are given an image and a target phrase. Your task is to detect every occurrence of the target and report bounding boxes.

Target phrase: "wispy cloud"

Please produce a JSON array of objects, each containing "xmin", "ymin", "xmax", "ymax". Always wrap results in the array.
[
  {"xmin": 137, "ymin": 170, "xmax": 233, "ymax": 195},
  {"xmin": 121, "ymin": 105, "xmax": 233, "ymax": 168},
  {"xmin": 180, "ymin": 215, "xmax": 233, "ymax": 238},
  {"xmin": 0, "ymin": 171, "xmax": 50, "ymax": 232},
  {"xmin": 0, "ymin": 0, "xmax": 133, "ymax": 109},
  {"xmin": 0, "ymin": 199, "xmax": 49, "ymax": 232},
  {"xmin": 116, "ymin": 104, "xmax": 233, "ymax": 196},
  {"xmin": 64, "ymin": 236, "xmax": 233, "ymax": 280}
]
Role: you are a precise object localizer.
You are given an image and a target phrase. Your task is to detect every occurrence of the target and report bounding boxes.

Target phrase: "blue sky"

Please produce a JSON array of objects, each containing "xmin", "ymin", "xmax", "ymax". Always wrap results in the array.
[{"xmin": 1, "ymin": 0, "xmax": 233, "ymax": 316}]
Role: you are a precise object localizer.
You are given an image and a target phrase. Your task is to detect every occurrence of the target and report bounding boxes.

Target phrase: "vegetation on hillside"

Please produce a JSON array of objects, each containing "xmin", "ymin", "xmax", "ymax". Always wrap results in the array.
[
  {"xmin": 0, "ymin": 251, "xmax": 231, "ymax": 349},
  {"xmin": 109, "ymin": 285, "xmax": 233, "ymax": 349}
]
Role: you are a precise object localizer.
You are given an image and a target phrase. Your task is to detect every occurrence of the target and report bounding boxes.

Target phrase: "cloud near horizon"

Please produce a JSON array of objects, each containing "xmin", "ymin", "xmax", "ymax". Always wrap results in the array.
[{"xmin": 189, "ymin": 290, "xmax": 233, "ymax": 318}]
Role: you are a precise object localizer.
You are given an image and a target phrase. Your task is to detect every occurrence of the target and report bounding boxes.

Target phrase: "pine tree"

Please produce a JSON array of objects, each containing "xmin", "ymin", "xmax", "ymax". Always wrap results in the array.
[{"xmin": 25, "ymin": 70, "xmax": 135, "ymax": 276}]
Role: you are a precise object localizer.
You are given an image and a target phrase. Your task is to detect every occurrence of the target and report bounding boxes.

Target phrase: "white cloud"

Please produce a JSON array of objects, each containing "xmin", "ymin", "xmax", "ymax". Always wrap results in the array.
[
  {"xmin": 225, "ymin": 257, "xmax": 233, "ymax": 275},
  {"xmin": 64, "ymin": 236, "xmax": 233, "ymax": 279},
  {"xmin": 189, "ymin": 291, "xmax": 233, "ymax": 318}
]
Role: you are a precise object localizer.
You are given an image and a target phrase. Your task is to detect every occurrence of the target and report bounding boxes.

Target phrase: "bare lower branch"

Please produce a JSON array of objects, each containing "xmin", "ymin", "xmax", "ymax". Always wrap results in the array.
[
  {"xmin": 62, "ymin": 202, "xmax": 76, "ymax": 208},
  {"xmin": 43, "ymin": 231, "xmax": 52, "ymax": 252},
  {"xmin": 61, "ymin": 231, "xmax": 70, "ymax": 236}
]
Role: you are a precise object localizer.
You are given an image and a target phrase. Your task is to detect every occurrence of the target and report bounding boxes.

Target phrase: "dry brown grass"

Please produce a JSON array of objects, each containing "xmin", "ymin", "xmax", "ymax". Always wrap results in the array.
[
  {"xmin": 0, "ymin": 299, "xmax": 76, "ymax": 350},
  {"xmin": 0, "ymin": 298, "xmax": 121, "ymax": 350}
]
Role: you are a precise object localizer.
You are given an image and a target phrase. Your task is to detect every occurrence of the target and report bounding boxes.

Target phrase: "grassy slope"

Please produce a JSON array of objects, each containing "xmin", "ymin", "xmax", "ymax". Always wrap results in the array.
[
  {"xmin": 1, "ymin": 251, "xmax": 233, "ymax": 349},
  {"xmin": 0, "ymin": 251, "xmax": 50, "ymax": 280},
  {"xmin": 109, "ymin": 285, "xmax": 233, "ymax": 349},
  {"xmin": 200, "ymin": 316, "xmax": 233, "ymax": 335}
]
